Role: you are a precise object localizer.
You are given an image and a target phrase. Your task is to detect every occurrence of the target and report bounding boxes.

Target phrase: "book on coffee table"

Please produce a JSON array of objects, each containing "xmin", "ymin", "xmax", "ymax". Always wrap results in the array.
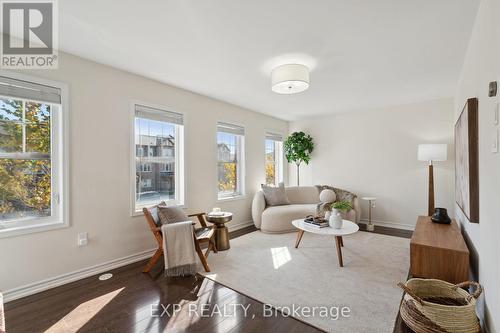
[{"xmin": 303, "ymin": 219, "xmax": 329, "ymax": 228}]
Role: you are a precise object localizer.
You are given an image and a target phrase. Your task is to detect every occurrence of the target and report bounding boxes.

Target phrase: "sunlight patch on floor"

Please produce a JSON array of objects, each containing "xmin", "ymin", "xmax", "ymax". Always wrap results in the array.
[
  {"xmin": 271, "ymin": 247, "xmax": 291, "ymax": 269},
  {"xmin": 204, "ymin": 273, "xmax": 217, "ymax": 280},
  {"xmin": 44, "ymin": 287, "xmax": 124, "ymax": 333},
  {"xmin": 162, "ymin": 278, "xmax": 218, "ymax": 331}
]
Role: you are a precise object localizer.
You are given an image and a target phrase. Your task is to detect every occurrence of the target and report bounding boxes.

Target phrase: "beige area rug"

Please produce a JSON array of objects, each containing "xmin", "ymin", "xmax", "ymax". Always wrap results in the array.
[{"xmin": 200, "ymin": 230, "xmax": 410, "ymax": 333}]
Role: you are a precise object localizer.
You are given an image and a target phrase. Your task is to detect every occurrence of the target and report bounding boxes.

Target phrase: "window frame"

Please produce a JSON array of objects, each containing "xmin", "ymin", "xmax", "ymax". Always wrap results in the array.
[
  {"xmin": 130, "ymin": 101, "xmax": 185, "ymax": 216},
  {"xmin": 0, "ymin": 71, "xmax": 70, "ymax": 239},
  {"xmin": 265, "ymin": 132, "xmax": 284, "ymax": 186},
  {"xmin": 216, "ymin": 122, "xmax": 245, "ymax": 201}
]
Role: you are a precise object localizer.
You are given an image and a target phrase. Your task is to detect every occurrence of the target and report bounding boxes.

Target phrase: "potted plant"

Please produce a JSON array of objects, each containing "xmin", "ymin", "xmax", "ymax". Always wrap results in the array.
[
  {"xmin": 329, "ymin": 200, "xmax": 352, "ymax": 229},
  {"xmin": 284, "ymin": 132, "xmax": 314, "ymax": 186}
]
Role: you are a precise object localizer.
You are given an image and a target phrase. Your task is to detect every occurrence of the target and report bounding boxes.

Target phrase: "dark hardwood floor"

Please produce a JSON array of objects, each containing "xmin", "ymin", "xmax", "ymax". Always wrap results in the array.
[
  {"xmin": 358, "ymin": 222, "xmax": 413, "ymax": 239},
  {"xmin": 5, "ymin": 225, "xmax": 412, "ymax": 333}
]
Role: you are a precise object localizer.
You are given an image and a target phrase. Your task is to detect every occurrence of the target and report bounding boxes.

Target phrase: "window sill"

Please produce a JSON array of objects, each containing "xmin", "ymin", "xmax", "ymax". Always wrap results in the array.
[
  {"xmin": 131, "ymin": 202, "xmax": 187, "ymax": 217},
  {"xmin": 0, "ymin": 219, "xmax": 68, "ymax": 239},
  {"xmin": 217, "ymin": 195, "xmax": 247, "ymax": 203}
]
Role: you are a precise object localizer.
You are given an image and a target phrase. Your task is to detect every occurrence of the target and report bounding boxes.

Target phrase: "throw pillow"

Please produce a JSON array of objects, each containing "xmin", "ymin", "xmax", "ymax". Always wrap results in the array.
[
  {"xmin": 157, "ymin": 206, "xmax": 190, "ymax": 225},
  {"xmin": 319, "ymin": 189, "xmax": 336, "ymax": 203},
  {"xmin": 148, "ymin": 201, "xmax": 166, "ymax": 227},
  {"xmin": 149, "ymin": 206, "xmax": 162, "ymax": 227},
  {"xmin": 315, "ymin": 185, "xmax": 356, "ymax": 207},
  {"xmin": 261, "ymin": 182, "xmax": 290, "ymax": 206}
]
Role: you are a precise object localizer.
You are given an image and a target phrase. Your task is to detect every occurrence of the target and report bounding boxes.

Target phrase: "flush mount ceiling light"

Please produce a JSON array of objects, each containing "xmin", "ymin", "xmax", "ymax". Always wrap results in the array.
[{"xmin": 271, "ymin": 64, "xmax": 310, "ymax": 94}]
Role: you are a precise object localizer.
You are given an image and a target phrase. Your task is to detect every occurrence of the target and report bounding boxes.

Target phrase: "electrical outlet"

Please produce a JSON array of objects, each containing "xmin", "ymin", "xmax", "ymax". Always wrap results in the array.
[
  {"xmin": 492, "ymin": 129, "xmax": 498, "ymax": 153},
  {"xmin": 78, "ymin": 232, "xmax": 88, "ymax": 247},
  {"xmin": 489, "ymin": 81, "xmax": 498, "ymax": 97}
]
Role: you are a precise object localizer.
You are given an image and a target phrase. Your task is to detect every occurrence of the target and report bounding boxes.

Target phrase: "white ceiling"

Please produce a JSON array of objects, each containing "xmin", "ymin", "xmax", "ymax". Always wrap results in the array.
[{"xmin": 59, "ymin": 0, "xmax": 479, "ymax": 120}]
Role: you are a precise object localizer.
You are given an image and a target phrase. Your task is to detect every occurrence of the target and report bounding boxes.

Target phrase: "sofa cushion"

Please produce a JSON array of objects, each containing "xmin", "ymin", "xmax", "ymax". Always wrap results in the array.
[
  {"xmin": 261, "ymin": 182, "xmax": 290, "ymax": 206},
  {"xmin": 285, "ymin": 186, "xmax": 320, "ymax": 204},
  {"xmin": 261, "ymin": 204, "xmax": 317, "ymax": 233}
]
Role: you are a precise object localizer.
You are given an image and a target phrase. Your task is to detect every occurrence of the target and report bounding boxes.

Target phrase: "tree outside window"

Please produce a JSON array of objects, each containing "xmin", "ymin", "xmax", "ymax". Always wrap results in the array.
[
  {"xmin": 217, "ymin": 125, "xmax": 244, "ymax": 198},
  {"xmin": 265, "ymin": 135, "xmax": 283, "ymax": 186},
  {"xmin": 0, "ymin": 99, "xmax": 52, "ymax": 221}
]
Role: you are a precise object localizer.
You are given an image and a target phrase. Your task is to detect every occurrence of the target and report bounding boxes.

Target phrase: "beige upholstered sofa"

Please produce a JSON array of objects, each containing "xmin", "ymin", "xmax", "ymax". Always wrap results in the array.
[{"xmin": 252, "ymin": 186, "xmax": 360, "ymax": 233}]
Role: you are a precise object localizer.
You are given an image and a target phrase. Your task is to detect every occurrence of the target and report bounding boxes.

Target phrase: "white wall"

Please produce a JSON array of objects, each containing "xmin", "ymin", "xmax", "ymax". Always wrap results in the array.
[
  {"xmin": 289, "ymin": 98, "xmax": 455, "ymax": 229},
  {"xmin": 0, "ymin": 52, "xmax": 287, "ymax": 294},
  {"xmin": 455, "ymin": 0, "xmax": 500, "ymax": 331}
]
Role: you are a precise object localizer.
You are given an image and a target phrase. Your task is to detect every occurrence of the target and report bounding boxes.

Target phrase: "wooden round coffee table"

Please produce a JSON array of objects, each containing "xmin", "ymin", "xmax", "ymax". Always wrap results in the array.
[
  {"xmin": 292, "ymin": 219, "xmax": 359, "ymax": 267},
  {"xmin": 206, "ymin": 212, "xmax": 232, "ymax": 251}
]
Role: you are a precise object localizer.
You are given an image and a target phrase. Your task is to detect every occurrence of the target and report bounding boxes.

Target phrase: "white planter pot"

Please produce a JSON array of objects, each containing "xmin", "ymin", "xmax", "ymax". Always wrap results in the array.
[{"xmin": 329, "ymin": 209, "xmax": 343, "ymax": 229}]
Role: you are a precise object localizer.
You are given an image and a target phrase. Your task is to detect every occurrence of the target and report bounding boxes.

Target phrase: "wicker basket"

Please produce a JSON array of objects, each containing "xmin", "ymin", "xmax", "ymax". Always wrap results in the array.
[{"xmin": 398, "ymin": 279, "xmax": 482, "ymax": 333}]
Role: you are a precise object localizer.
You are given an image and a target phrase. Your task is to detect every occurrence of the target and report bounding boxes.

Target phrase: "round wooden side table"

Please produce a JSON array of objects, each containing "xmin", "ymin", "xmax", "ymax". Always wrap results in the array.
[{"xmin": 206, "ymin": 212, "xmax": 232, "ymax": 251}]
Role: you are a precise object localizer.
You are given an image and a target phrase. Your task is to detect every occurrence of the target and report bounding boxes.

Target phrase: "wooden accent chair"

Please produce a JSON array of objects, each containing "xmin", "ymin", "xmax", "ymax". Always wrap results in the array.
[{"xmin": 142, "ymin": 207, "xmax": 217, "ymax": 274}]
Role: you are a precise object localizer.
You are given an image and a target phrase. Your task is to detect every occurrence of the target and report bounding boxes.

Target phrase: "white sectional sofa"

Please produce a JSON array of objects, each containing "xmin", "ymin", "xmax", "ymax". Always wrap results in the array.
[{"xmin": 252, "ymin": 186, "xmax": 360, "ymax": 233}]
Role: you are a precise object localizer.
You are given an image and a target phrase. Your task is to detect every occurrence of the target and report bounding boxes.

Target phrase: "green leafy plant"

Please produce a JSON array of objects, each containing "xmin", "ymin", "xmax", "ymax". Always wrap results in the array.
[
  {"xmin": 284, "ymin": 132, "xmax": 314, "ymax": 186},
  {"xmin": 330, "ymin": 200, "xmax": 352, "ymax": 212}
]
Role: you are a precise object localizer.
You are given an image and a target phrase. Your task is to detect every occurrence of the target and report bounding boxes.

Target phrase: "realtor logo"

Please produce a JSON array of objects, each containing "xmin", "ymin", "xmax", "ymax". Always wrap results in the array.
[{"xmin": 1, "ymin": 0, "xmax": 58, "ymax": 68}]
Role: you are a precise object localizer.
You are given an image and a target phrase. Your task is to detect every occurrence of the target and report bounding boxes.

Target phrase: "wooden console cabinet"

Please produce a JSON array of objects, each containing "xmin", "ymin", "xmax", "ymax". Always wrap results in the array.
[{"xmin": 410, "ymin": 216, "xmax": 469, "ymax": 284}]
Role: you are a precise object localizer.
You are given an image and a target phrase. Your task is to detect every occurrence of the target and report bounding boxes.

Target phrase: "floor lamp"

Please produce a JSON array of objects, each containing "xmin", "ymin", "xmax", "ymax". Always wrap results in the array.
[{"xmin": 418, "ymin": 144, "xmax": 447, "ymax": 216}]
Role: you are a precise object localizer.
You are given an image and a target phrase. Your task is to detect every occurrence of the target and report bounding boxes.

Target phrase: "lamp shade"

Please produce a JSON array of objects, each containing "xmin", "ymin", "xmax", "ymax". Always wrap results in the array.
[
  {"xmin": 418, "ymin": 144, "xmax": 447, "ymax": 162},
  {"xmin": 271, "ymin": 64, "xmax": 310, "ymax": 94}
]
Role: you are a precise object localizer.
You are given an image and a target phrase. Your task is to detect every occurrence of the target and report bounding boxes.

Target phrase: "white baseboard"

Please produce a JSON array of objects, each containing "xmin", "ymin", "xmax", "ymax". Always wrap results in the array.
[
  {"xmin": 359, "ymin": 218, "xmax": 414, "ymax": 231},
  {"xmin": 2, "ymin": 248, "xmax": 156, "ymax": 303},
  {"xmin": 228, "ymin": 219, "xmax": 254, "ymax": 232},
  {"xmin": 3, "ymin": 221, "xmax": 256, "ymax": 303}
]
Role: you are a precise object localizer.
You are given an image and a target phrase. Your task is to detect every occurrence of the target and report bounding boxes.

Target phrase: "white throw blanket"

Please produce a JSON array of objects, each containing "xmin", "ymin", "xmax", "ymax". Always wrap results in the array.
[{"xmin": 161, "ymin": 221, "xmax": 198, "ymax": 277}]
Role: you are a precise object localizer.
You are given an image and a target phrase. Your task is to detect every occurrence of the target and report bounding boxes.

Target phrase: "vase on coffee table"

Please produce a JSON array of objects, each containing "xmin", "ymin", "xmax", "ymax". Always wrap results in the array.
[{"xmin": 329, "ymin": 209, "xmax": 343, "ymax": 229}]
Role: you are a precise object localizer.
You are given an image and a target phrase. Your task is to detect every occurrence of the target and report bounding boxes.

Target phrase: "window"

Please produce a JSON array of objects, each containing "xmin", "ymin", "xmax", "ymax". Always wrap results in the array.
[
  {"xmin": 265, "ymin": 132, "xmax": 284, "ymax": 185},
  {"xmin": 141, "ymin": 179, "xmax": 152, "ymax": 188},
  {"xmin": 0, "ymin": 75, "xmax": 66, "ymax": 237},
  {"xmin": 161, "ymin": 147, "xmax": 173, "ymax": 157},
  {"xmin": 160, "ymin": 162, "xmax": 174, "ymax": 172},
  {"xmin": 217, "ymin": 122, "xmax": 245, "ymax": 199},
  {"xmin": 139, "ymin": 163, "xmax": 152, "ymax": 172},
  {"xmin": 132, "ymin": 104, "xmax": 184, "ymax": 212}
]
